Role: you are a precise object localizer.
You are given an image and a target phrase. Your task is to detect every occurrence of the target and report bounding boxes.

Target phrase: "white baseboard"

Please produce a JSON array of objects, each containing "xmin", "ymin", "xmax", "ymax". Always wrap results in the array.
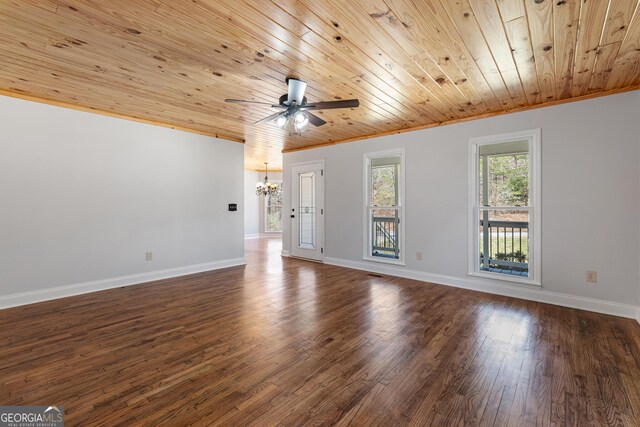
[
  {"xmin": 324, "ymin": 257, "xmax": 640, "ymax": 321},
  {"xmin": 281, "ymin": 250, "xmax": 290, "ymax": 257},
  {"xmin": 0, "ymin": 258, "xmax": 246, "ymax": 310},
  {"xmin": 244, "ymin": 234, "xmax": 260, "ymax": 239}
]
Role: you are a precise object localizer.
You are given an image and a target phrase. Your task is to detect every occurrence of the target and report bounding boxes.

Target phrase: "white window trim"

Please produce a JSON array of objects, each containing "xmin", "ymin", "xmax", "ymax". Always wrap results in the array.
[
  {"xmin": 468, "ymin": 129, "xmax": 541, "ymax": 286},
  {"xmin": 363, "ymin": 149, "xmax": 406, "ymax": 266}
]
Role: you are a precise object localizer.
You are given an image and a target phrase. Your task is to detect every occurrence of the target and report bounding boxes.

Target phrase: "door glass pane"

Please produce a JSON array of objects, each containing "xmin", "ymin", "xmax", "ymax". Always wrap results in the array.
[
  {"xmin": 478, "ymin": 141, "xmax": 529, "ymax": 207},
  {"xmin": 371, "ymin": 207, "xmax": 399, "ymax": 259},
  {"xmin": 478, "ymin": 209, "xmax": 529, "ymax": 277},
  {"xmin": 298, "ymin": 171, "xmax": 315, "ymax": 248}
]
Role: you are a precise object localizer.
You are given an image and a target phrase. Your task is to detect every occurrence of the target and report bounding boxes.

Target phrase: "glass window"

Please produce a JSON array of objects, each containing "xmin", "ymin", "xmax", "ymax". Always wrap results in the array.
[
  {"xmin": 265, "ymin": 182, "xmax": 283, "ymax": 232},
  {"xmin": 470, "ymin": 130, "xmax": 540, "ymax": 284},
  {"xmin": 365, "ymin": 152, "xmax": 404, "ymax": 263}
]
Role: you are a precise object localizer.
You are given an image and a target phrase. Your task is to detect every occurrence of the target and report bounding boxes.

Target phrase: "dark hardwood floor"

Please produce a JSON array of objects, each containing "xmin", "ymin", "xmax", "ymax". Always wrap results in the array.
[{"xmin": 1, "ymin": 237, "xmax": 639, "ymax": 426}]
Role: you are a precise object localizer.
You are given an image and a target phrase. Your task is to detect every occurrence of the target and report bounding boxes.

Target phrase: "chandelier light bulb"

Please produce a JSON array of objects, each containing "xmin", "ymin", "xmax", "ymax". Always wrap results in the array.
[{"xmin": 276, "ymin": 116, "xmax": 287, "ymax": 128}]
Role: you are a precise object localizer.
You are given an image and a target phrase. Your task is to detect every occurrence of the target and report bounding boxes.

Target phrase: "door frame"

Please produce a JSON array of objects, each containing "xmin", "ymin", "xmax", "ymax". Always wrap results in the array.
[{"xmin": 289, "ymin": 159, "xmax": 325, "ymax": 262}]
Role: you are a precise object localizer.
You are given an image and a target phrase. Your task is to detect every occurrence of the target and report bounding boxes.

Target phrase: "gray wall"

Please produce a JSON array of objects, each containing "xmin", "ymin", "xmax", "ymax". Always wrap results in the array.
[
  {"xmin": 283, "ymin": 91, "xmax": 640, "ymax": 312},
  {"xmin": 244, "ymin": 170, "xmax": 260, "ymax": 237},
  {"xmin": 0, "ymin": 96, "xmax": 244, "ymax": 305}
]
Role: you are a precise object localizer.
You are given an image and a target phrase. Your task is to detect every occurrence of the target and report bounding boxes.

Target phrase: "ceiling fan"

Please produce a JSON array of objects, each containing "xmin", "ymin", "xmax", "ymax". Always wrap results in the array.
[{"xmin": 225, "ymin": 77, "xmax": 360, "ymax": 134}]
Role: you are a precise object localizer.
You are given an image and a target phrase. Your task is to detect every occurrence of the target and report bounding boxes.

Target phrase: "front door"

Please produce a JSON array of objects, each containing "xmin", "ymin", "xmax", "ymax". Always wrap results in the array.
[{"xmin": 290, "ymin": 161, "xmax": 324, "ymax": 261}]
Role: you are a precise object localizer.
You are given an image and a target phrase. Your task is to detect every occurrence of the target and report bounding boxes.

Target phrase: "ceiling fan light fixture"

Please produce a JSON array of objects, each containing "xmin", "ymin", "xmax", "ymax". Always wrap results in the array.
[
  {"xmin": 294, "ymin": 111, "xmax": 309, "ymax": 133},
  {"xmin": 276, "ymin": 116, "xmax": 288, "ymax": 128},
  {"xmin": 225, "ymin": 76, "xmax": 358, "ymax": 135},
  {"xmin": 294, "ymin": 111, "xmax": 306, "ymax": 124}
]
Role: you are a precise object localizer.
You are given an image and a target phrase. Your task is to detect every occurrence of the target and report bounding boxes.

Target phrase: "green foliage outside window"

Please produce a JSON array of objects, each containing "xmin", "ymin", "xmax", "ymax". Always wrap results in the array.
[{"xmin": 371, "ymin": 165, "xmax": 397, "ymax": 207}]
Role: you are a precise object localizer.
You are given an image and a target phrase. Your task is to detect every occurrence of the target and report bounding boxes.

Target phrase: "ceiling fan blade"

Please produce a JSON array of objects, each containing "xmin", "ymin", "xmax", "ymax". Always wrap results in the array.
[
  {"xmin": 254, "ymin": 111, "xmax": 285, "ymax": 125},
  {"xmin": 305, "ymin": 99, "xmax": 360, "ymax": 110},
  {"xmin": 305, "ymin": 112, "xmax": 327, "ymax": 127},
  {"xmin": 287, "ymin": 78, "xmax": 307, "ymax": 104},
  {"xmin": 225, "ymin": 99, "xmax": 274, "ymax": 106}
]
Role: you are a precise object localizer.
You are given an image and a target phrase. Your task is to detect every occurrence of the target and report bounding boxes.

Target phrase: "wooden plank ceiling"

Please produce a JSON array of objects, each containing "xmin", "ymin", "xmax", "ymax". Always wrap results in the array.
[{"xmin": 1, "ymin": 0, "xmax": 639, "ymax": 170}]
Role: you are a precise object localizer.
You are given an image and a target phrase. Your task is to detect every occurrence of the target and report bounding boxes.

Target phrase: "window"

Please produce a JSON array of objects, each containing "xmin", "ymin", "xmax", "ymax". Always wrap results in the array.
[
  {"xmin": 469, "ymin": 129, "xmax": 541, "ymax": 285},
  {"xmin": 364, "ymin": 150, "xmax": 405, "ymax": 264},
  {"xmin": 265, "ymin": 183, "xmax": 282, "ymax": 232}
]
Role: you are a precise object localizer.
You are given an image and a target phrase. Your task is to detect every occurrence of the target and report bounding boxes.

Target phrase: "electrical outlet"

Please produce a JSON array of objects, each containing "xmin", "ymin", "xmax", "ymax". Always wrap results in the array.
[
  {"xmin": 586, "ymin": 271, "xmax": 597, "ymax": 283},
  {"xmin": 416, "ymin": 251, "xmax": 423, "ymax": 261},
  {"xmin": 146, "ymin": 251, "xmax": 153, "ymax": 261}
]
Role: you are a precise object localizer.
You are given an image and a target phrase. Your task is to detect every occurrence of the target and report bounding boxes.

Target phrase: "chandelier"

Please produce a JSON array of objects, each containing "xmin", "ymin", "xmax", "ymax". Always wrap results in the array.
[{"xmin": 256, "ymin": 162, "xmax": 281, "ymax": 197}]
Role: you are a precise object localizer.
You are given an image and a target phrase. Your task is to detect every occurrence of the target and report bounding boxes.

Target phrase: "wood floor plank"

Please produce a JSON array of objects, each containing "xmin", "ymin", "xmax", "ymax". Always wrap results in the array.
[{"xmin": 0, "ymin": 237, "xmax": 639, "ymax": 426}]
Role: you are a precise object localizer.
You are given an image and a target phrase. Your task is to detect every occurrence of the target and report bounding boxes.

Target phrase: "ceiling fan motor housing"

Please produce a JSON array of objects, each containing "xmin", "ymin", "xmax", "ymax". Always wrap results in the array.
[
  {"xmin": 286, "ymin": 78, "xmax": 307, "ymax": 105},
  {"xmin": 279, "ymin": 94, "xmax": 307, "ymax": 106}
]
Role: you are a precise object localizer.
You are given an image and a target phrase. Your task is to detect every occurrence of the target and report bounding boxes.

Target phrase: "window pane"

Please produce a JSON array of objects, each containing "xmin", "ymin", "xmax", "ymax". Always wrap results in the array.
[
  {"xmin": 266, "ymin": 185, "xmax": 282, "ymax": 232},
  {"xmin": 371, "ymin": 208, "xmax": 399, "ymax": 259},
  {"xmin": 266, "ymin": 207, "xmax": 282, "ymax": 231},
  {"xmin": 371, "ymin": 164, "xmax": 397, "ymax": 207},
  {"xmin": 478, "ymin": 144, "xmax": 529, "ymax": 207},
  {"xmin": 478, "ymin": 209, "xmax": 529, "ymax": 277},
  {"xmin": 366, "ymin": 153, "xmax": 403, "ymax": 263},
  {"xmin": 266, "ymin": 188, "xmax": 281, "ymax": 208}
]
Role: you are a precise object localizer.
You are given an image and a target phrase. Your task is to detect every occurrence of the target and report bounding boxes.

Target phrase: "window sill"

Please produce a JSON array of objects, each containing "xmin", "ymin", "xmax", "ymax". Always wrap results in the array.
[
  {"xmin": 469, "ymin": 271, "xmax": 541, "ymax": 287},
  {"xmin": 363, "ymin": 256, "xmax": 405, "ymax": 266}
]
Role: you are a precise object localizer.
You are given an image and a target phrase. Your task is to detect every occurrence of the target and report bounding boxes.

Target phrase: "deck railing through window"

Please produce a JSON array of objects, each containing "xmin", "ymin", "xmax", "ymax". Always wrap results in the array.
[
  {"xmin": 479, "ymin": 219, "xmax": 528, "ymax": 275},
  {"xmin": 372, "ymin": 216, "xmax": 399, "ymax": 259}
]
